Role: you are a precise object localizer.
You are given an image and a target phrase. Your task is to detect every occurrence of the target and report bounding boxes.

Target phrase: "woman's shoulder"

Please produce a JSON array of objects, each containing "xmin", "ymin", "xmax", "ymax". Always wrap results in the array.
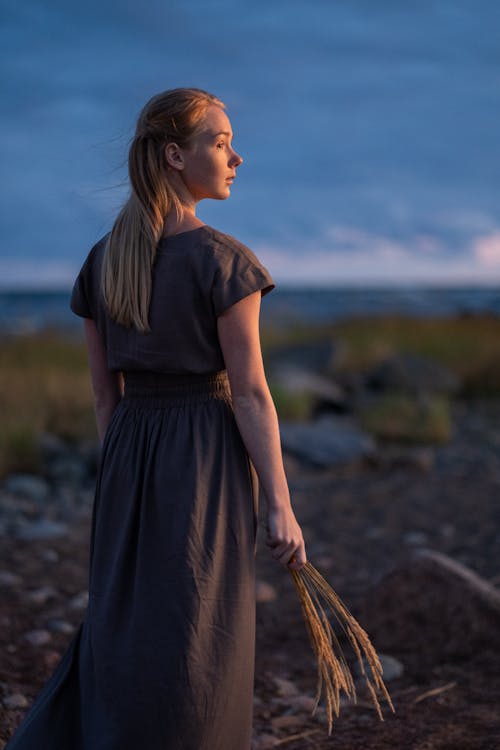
[
  {"xmin": 200, "ymin": 225, "xmax": 264, "ymax": 268},
  {"xmin": 86, "ymin": 232, "xmax": 110, "ymax": 264}
]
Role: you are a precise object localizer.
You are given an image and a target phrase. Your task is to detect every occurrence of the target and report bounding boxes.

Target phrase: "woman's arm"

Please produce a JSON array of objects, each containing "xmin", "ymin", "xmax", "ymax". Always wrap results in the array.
[
  {"xmin": 217, "ymin": 291, "xmax": 306, "ymax": 570},
  {"xmin": 83, "ymin": 318, "xmax": 123, "ymax": 443}
]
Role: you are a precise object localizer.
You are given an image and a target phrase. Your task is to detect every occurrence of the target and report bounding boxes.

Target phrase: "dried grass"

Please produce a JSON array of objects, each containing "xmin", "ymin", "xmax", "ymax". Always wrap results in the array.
[{"xmin": 289, "ymin": 561, "xmax": 395, "ymax": 734}]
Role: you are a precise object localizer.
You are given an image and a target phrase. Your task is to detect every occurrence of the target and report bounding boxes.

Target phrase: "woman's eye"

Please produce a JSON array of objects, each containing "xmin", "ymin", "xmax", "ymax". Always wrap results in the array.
[{"xmin": 217, "ymin": 142, "xmax": 224, "ymax": 149}]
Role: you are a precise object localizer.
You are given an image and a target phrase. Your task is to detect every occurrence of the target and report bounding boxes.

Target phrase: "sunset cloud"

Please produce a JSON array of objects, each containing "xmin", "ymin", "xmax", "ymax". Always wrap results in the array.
[{"xmin": 473, "ymin": 233, "xmax": 500, "ymax": 267}]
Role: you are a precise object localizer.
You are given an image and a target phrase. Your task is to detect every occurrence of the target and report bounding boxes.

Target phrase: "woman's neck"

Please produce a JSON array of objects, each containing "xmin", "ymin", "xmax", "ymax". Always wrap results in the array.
[{"xmin": 161, "ymin": 209, "xmax": 205, "ymax": 238}]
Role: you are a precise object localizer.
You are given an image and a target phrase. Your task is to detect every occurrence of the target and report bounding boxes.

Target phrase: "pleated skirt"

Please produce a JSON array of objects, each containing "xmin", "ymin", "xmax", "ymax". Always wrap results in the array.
[{"xmin": 6, "ymin": 370, "xmax": 258, "ymax": 750}]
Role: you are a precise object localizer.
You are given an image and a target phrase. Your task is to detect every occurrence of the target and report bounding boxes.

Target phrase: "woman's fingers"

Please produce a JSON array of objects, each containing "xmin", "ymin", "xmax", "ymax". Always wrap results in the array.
[
  {"xmin": 264, "ymin": 505, "xmax": 307, "ymax": 569},
  {"xmin": 267, "ymin": 539, "xmax": 307, "ymax": 569},
  {"xmin": 287, "ymin": 542, "xmax": 307, "ymax": 571}
]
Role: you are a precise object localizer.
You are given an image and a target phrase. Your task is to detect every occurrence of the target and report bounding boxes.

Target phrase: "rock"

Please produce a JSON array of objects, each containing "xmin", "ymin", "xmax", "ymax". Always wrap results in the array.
[
  {"xmin": 3, "ymin": 693, "xmax": 29, "ymax": 709},
  {"xmin": 251, "ymin": 732, "xmax": 277, "ymax": 749},
  {"xmin": 2, "ymin": 474, "xmax": 50, "ymax": 503},
  {"xmin": 44, "ymin": 650, "xmax": 63, "ymax": 670},
  {"xmin": 280, "ymin": 416, "xmax": 376, "ymax": 468},
  {"xmin": 48, "ymin": 457, "xmax": 86, "ymax": 484},
  {"xmin": 270, "ymin": 714, "xmax": 303, "ymax": 730},
  {"xmin": 359, "ymin": 549, "xmax": 500, "ymax": 670},
  {"xmin": 272, "ymin": 366, "xmax": 346, "ymax": 409},
  {"xmin": 76, "ymin": 439, "xmax": 100, "ymax": 475},
  {"xmin": 272, "ymin": 676, "xmax": 300, "ymax": 698},
  {"xmin": 354, "ymin": 653, "xmax": 404, "ymax": 682},
  {"xmin": 24, "ymin": 629, "xmax": 51, "ymax": 647},
  {"xmin": 266, "ymin": 340, "xmax": 340, "ymax": 374},
  {"xmin": 68, "ymin": 590, "xmax": 89, "ymax": 610},
  {"xmin": 377, "ymin": 446, "xmax": 435, "ymax": 472},
  {"xmin": 38, "ymin": 432, "xmax": 67, "ymax": 461},
  {"xmin": 287, "ymin": 694, "xmax": 317, "ymax": 713},
  {"xmin": 14, "ymin": 519, "xmax": 68, "ymax": 540},
  {"xmin": 402, "ymin": 530, "xmax": 430, "ymax": 547},
  {"xmin": 46, "ymin": 618, "xmax": 75, "ymax": 634},
  {"xmin": 0, "ymin": 570, "xmax": 22, "ymax": 586},
  {"xmin": 25, "ymin": 585, "xmax": 58, "ymax": 605},
  {"xmin": 256, "ymin": 580, "xmax": 278, "ymax": 603},
  {"xmin": 40, "ymin": 548, "xmax": 60, "ymax": 563},
  {"xmin": 366, "ymin": 353, "xmax": 459, "ymax": 396}
]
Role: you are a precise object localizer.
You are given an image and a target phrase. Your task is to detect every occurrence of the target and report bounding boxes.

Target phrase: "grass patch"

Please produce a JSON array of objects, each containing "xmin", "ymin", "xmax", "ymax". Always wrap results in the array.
[
  {"xmin": 329, "ymin": 314, "xmax": 500, "ymax": 378},
  {"xmin": 359, "ymin": 394, "xmax": 452, "ymax": 444},
  {"xmin": 0, "ymin": 331, "xmax": 95, "ymax": 476},
  {"xmin": 263, "ymin": 314, "xmax": 500, "ymax": 394},
  {"xmin": 268, "ymin": 381, "xmax": 315, "ymax": 421}
]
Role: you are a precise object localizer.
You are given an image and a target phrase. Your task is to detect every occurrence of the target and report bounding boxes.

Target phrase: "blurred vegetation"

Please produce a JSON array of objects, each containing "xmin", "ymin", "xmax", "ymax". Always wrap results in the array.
[
  {"xmin": 267, "ymin": 381, "xmax": 315, "ymax": 421},
  {"xmin": 358, "ymin": 394, "xmax": 452, "ymax": 444},
  {"xmin": 0, "ymin": 314, "xmax": 499, "ymax": 475},
  {"xmin": 0, "ymin": 331, "xmax": 95, "ymax": 477},
  {"xmin": 262, "ymin": 313, "xmax": 500, "ymax": 396}
]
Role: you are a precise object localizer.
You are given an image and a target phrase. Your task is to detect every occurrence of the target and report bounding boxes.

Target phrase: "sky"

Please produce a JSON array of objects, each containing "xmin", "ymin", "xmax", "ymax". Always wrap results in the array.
[{"xmin": 1, "ymin": 0, "xmax": 499, "ymax": 287}]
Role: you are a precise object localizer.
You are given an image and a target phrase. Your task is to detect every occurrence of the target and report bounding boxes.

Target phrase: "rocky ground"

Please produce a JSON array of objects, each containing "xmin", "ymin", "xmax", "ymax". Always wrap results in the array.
[{"xmin": 1, "ymin": 398, "xmax": 500, "ymax": 749}]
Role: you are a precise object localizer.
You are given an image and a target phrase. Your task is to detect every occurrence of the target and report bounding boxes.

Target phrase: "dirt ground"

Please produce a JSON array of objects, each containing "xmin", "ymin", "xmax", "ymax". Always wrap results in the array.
[{"xmin": 1, "ymin": 400, "xmax": 500, "ymax": 749}]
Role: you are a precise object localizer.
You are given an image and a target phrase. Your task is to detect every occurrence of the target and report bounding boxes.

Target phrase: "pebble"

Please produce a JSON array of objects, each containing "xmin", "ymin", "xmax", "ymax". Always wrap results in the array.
[
  {"xmin": 69, "ymin": 590, "xmax": 89, "ymax": 610},
  {"xmin": 3, "ymin": 692, "xmax": 29, "ymax": 709},
  {"xmin": 3, "ymin": 474, "xmax": 50, "ymax": 502},
  {"xmin": 46, "ymin": 618, "xmax": 75, "ymax": 634},
  {"xmin": 251, "ymin": 733, "xmax": 277, "ymax": 749},
  {"xmin": 270, "ymin": 714, "xmax": 303, "ymax": 730},
  {"xmin": 272, "ymin": 676, "xmax": 299, "ymax": 697},
  {"xmin": 44, "ymin": 650, "xmax": 62, "ymax": 670},
  {"xmin": 354, "ymin": 653, "xmax": 404, "ymax": 682},
  {"xmin": 287, "ymin": 694, "xmax": 317, "ymax": 713},
  {"xmin": 24, "ymin": 629, "xmax": 51, "ymax": 647},
  {"xmin": 40, "ymin": 548, "xmax": 60, "ymax": 563},
  {"xmin": 402, "ymin": 530, "xmax": 430, "ymax": 547},
  {"xmin": 48, "ymin": 457, "xmax": 86, "ymax": 484},
  {"xmin": 255, "ymin": 580, "xmax": 277, "ymax": 603},
  {"xmin": 25, "ymin": 585, "xmax": 58, "ymax": 605},
  {"xmin": 0, "ymin": 570, "xmax": 22, "ymax": 587},
  {"xmin": 15, "ymin": 519, "xmax": 68, "ymax": 540},
  {"xmin": 368, "ymin": 653, "xmax": 404, "ymax": 682}
]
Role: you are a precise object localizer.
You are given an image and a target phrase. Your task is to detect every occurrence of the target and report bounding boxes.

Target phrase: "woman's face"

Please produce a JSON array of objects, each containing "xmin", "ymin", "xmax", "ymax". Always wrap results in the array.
[{"xmin": 167, "ymin": 105, "xmax": 243, "ymax": 203}]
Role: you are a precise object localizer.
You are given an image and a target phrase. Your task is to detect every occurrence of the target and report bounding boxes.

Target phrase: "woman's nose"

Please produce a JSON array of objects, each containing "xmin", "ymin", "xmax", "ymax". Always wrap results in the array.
[{"xmin": 230, "ymin": 149, "xmax": 243, "ymax": 167}]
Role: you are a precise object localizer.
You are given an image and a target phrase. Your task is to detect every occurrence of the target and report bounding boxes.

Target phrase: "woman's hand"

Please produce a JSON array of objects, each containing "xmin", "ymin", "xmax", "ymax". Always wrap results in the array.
[{"xmin": 265, "ymin": 504, "xmax": 307, "ymax": 571}]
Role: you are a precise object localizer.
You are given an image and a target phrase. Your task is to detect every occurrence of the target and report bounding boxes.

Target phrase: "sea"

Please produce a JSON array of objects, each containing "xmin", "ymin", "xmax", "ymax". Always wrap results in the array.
[{"xmin": 1, "ymin": 287, "xmax": 500, "ymax": 336}]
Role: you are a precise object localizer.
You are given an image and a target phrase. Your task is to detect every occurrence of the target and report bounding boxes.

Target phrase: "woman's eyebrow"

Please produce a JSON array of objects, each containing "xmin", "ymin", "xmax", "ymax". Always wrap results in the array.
[{"xmin": 210, "ymin": 130, "xmax": 233, "ymax": 138}]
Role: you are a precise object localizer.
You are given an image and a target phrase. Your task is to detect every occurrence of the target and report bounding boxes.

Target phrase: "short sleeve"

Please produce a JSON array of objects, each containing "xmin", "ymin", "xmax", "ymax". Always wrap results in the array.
[
  {"xmin": 69, "ymin": 237, "xmax": 107, "ymax": 319},
  {"xmin": 211, "ymin": 237, "xmax": 275, "ymax": 316},
  {"xmin": 70, "ymin": 264, "xmax": 92, "ymax": 318}
]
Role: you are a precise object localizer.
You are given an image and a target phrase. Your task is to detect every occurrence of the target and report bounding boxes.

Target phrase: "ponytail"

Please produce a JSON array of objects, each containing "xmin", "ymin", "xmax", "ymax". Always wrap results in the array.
[{"xmin": 101, "ymin": 88, "xmax": 224, "ymax": 331}]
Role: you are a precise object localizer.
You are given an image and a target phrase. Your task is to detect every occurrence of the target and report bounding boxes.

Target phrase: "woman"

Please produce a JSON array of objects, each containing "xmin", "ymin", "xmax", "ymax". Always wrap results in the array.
[{"xmin": 6, "ymin": 87, "xmax": 306, "ymax": 750}]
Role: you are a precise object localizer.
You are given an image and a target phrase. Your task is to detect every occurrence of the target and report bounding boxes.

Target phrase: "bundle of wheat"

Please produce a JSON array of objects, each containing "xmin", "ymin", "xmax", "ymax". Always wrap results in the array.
[{"xmin": 289, "ymin": 561, "xmax": 395, "ymax": 735}]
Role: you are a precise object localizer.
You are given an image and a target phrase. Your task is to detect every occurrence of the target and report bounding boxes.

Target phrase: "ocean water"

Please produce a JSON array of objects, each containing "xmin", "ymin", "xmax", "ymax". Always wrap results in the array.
[{"xmin": 1, "ymin": 287, "xmax": 499, "ymax": 336}]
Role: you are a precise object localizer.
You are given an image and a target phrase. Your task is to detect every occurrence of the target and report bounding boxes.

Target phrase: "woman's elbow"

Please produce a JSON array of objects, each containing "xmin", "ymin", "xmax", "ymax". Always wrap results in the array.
[{"xmin": 232, "ymin": 383, "xmax": 271, "ymax": 412}]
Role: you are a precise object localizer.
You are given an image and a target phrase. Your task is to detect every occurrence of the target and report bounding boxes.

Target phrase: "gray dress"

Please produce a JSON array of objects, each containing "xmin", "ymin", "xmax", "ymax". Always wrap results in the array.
[{"xmin": 5, "ymin": 225, "xmax": 274, "ymax": 750}]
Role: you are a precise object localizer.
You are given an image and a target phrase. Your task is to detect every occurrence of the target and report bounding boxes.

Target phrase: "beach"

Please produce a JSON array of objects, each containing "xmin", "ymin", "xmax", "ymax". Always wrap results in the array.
[{"xmin": 1, "ymin": 311, "xmax": 500, "ymax": 748}]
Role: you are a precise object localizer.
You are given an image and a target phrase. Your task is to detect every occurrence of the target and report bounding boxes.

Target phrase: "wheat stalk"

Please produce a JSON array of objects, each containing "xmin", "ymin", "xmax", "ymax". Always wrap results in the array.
[{"xmin": 289, "ymin": 561, "xmax": 395, "ymax": 735}]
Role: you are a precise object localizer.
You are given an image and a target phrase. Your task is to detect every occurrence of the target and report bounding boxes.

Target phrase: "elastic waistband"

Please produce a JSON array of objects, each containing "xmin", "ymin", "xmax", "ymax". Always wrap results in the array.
[{"xmin": 122, "ymin": 370, "xmax": 231, "ymax": 407}]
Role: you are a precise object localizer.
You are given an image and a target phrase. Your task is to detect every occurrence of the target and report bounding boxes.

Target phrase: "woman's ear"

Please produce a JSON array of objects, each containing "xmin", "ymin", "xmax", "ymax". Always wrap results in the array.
[{"xmin": 165, "ymin": 142, "xmax": 184, "ymax": 170}]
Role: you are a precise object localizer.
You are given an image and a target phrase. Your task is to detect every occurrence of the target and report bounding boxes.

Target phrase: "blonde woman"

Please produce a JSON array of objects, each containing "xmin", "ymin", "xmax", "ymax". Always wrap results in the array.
[{"xmin": 5, "ymin": 88, "xmax": 306, "ymax": 750}]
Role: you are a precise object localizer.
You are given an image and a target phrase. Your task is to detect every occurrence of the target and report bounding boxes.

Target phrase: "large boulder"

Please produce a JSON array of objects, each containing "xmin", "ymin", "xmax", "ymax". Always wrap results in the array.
[
  {"xmin": 272, "ymin": 365, "xmax": 346, "ymax": 410},
  {"xmin": 279, "ymin": 416, "xmax": 376, "ymax": 468},
  {"xmin": 366, "ymin": 353, "xmax": 460, "ymax": 396},
  {"xmin": 358, "ymin": 549, "xmax": 500, "ymax": 672},
  {"xmin": 265, "ymin": 340, "xmax": 342, "ymax": 375}
]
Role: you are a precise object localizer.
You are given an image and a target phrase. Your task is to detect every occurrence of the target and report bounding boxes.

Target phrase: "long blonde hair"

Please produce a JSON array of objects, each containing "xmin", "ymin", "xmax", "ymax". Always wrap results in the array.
[{"xmin": 101, "ymin": 87, "xmax": 225, "ymax": 331}]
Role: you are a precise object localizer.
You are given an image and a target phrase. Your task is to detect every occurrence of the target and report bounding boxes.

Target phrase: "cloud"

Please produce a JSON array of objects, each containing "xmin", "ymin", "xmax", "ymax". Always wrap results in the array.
[
  {"xmin": 255, "ymin": 225, "xmax": 500, "ymax": 285},
  {"xmin": 473, "ymin": 233, "xmax": 500, "ymax": 268}
]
